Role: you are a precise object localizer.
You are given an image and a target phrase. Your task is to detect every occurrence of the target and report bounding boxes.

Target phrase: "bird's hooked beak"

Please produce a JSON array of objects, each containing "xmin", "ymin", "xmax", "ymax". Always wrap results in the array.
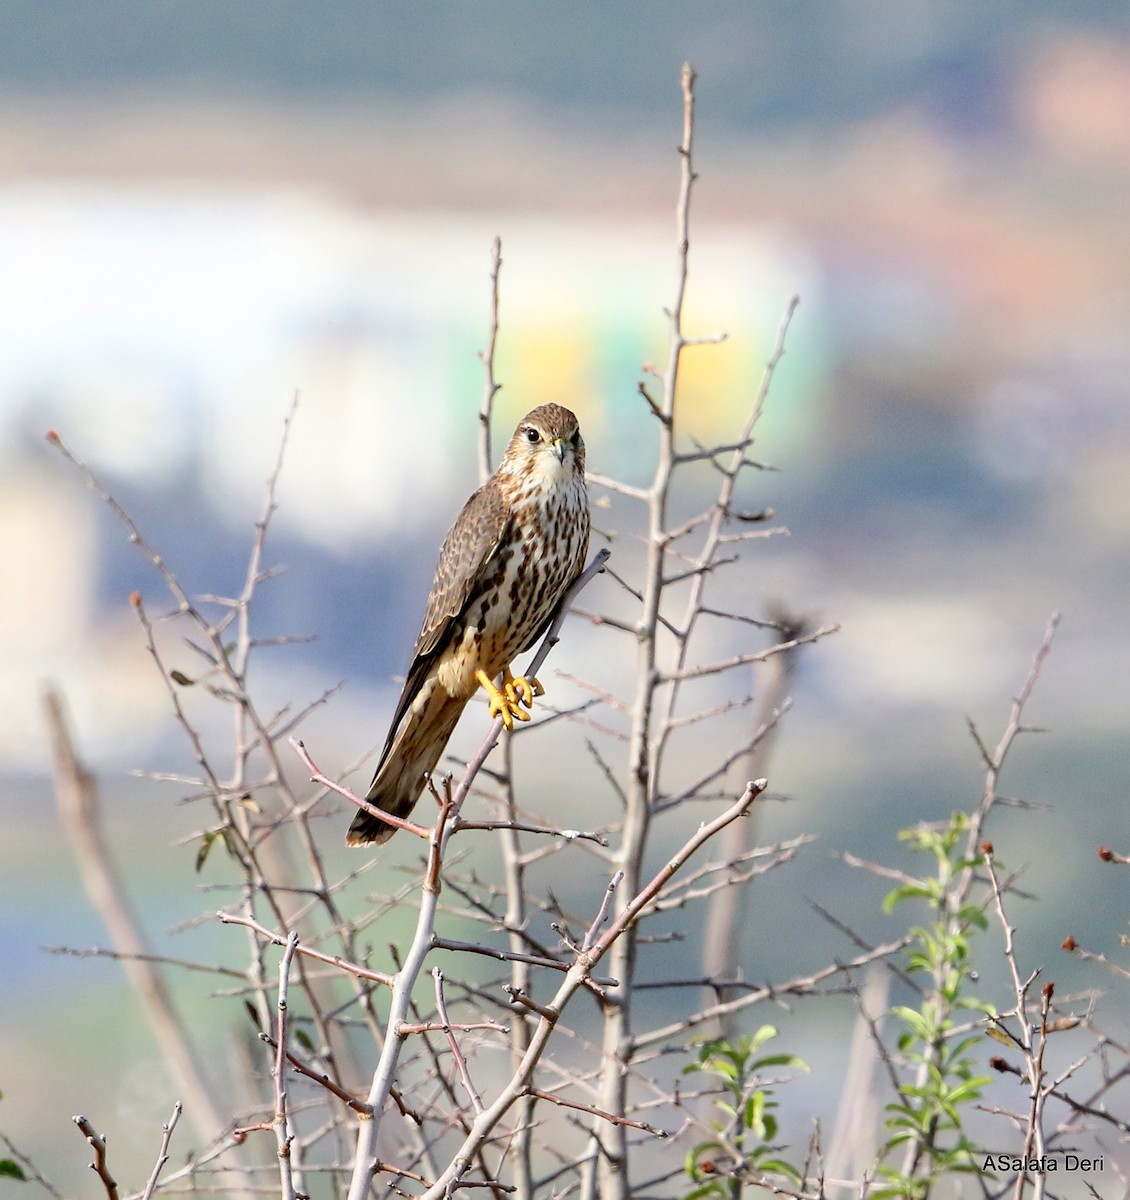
[{"xmin": 549, "ymin": 437, "xmax": 568, "ymax": 464}]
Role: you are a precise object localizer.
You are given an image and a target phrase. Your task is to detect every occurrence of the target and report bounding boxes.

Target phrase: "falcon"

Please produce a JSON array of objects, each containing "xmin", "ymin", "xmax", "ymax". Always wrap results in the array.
[{"xmin": 346, "ymin": 404, "xmax": 590, "ymax": 846}]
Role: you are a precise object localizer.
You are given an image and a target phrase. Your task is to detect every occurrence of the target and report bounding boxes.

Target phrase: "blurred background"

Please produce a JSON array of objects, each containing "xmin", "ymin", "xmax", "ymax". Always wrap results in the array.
[{"xmin": 2, "ymin": 2, "xmax": 1129, "ymax": 1193}]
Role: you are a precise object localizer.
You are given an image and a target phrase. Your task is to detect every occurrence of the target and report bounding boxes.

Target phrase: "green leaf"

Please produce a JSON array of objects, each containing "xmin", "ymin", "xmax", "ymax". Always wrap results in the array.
[
  {"xmin": 294, "ymin": 1028, "xmax": 315, "ymax": 1052},
  {"xmin": 170, "ymin": 669, "xmax": 195, "ymax": 687},
  {"xmin": 0, "ymin": 1160, "xmax": 26, "ymax": 1181},
  {"xmin": 686, "ymin": 1141, "xmax": 724, "ymax": 1183},
  {"xmin": 884, "ymin": 1101, "xmax": 916, "ymax": 1121},
  {"xmin": 891, "ymin": 1006, "xmax": 933, "ymax": 1040},
  {"xmin": 746, "ymin": 1024, "xmax": 779, "ymax": 1051},
  {"xmin": 950, "ymin": 1033, "xmax": 985, "ymax": 1059},
  {"xmin": 871, "ymin": 1184, "xmax": 916, "ymax": 1200},
  {"xmin": 685, "ymin": 1184, "xmax": 726, "ymax": 1200},
  {"xmin": 751, "ymin": 1156, "xmax": 802, "ymax": 1183},
  {"xmin": 957, "ymin": 905, "xmax": 989, "ymax": 931},
  {"xmin": 707, "ymin": 1057, "xmax": 740, "ymax": 1083},
  {"xmin": 749, "ymin": 1052, "xmax": 808, "ymax": 1072},
  {"xmin": 883, "ymin": 883, "xmax": 933, "ymax": 913},
  {"xmin": 948, "ymin": 1076, "xmax": 991, "ymax": 1104},
  {"xmin": 195, "ymin": 830, "xmax": 218, "ymax": 873}
]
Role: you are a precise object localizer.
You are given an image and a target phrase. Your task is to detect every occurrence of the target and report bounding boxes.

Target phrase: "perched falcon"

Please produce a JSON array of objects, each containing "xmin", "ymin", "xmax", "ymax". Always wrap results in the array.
[{"xmin": 346, "ymin": 404, "xmax": 590, "ymax": 847}]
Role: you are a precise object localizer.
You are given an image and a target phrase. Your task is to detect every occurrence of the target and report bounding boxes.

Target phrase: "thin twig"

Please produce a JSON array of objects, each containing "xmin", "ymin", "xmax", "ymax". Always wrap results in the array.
[
  {"xmin": 43, "ymin": 944, "xmax": 245, "ymax": 980},
  {"xmin": 525, "ymin": 1088, "xmax": 668, "ymax": 1138},
  {"xmin": 434, "ymin": 968, "xmax": 485, "ymax": 1114},
  {"xmin": 72, "ymin": 1116, "xmax": 119, "ymax": 1200},
  {"xmin": 217, "ymin": 911, "xmax": 394, "ymax": 986},
  {"xmin": 0, "ymin": 1130, "xmax": 64, "ymax": 1199},
  {"xmin": 271, "ymin": 931, "xmax": 300, "ymax": 1200},
  {"xmin": 258, "ymin": 1032, "xmax": 372, "ymax": 1116},
  {"xmin": 289, "ymin": 736, "xmax": 430, "ymax": 841},
  {"xmin": 455, "ymin": 818, "xmax": 607, "ymax": 846},
  {"xmin": 478, "ymin": 236, "xmax": 503, "ymax": 483},
  {"xmin": 582, "ymin": 871, "xmax": 623, "ymax": 952},
  {"xmin": 431, "ymin": 935, "xmax": 617, "ymax": 988},
  {"xmin": 140, "ymin": 1103, "xmax": 183, "ymax": 1200}
]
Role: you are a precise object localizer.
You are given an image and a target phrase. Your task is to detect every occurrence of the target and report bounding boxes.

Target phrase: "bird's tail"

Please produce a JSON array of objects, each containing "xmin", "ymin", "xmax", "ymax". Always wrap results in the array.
[{"xmin": 345, "ymin": 681, "xmax": 467, "ymax": 847}]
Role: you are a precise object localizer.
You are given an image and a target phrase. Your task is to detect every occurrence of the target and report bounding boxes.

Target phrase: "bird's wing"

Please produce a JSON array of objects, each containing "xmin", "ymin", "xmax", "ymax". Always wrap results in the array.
[
  {"xmin": 378, "ymin": 479, "xmax": 512, "ymax": 759},
  {"xmin": 414, "ymin": 480, "xmax": 512, "ymax": 660}
]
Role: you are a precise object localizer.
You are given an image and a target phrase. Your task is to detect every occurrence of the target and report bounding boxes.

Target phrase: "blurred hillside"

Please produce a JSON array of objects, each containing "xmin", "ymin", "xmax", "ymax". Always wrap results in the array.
[
  {"xmin": 1, "ymin": 6, "xmax": 1128, "ymax": 1196},
  {"xmin": 0, "ymin": 2, "xmax": 1127, "ymax": 133}
]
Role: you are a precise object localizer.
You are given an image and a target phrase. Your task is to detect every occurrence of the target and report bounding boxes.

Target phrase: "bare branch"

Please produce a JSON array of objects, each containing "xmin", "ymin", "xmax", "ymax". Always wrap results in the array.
[
  {"xmin": 45, "ymin": 688, "xmax": 231, "ymax": 1146},
  {"xmin": 658, "ymin": 623, "xmax": 839, "ymax": 682},
  {"xmin": 217, "ymin": 911, "xmax": 394, "ymax": 987},
  {"xmin": 0, "ymin": 1130, "xmax": 64, "ymax": 1199},
  {"xmin": 634, "ymin": 933, "xmax": 909, "ymax": 1052},
  {"xmin": 585, "ymin": 472, "xmax": 649, "ymax": 502},
  {"xmin": 582, "ymin": 871, "xmax": 624, "ymax": 952},
  {"xmin": 289, "ymin": 735, "xmax": 431, "ymax": 841},
  {"xmin": 432, "ymin": 935, "xmax": 617, "ymax": 989},
  {"xmin": 419, "ymin": 778, "xmax": 766, "ymax": 1199},
  {"xmin": 525, "ymin": 1088, "xmax": 668, "ymax": 1138},
  {"xmin": 72, "ymin": 1116, "xmax": 119, "ymax": 1200},
  {"xmin": 455, "ymin": 817, "xmax": 608, "ymax": 846},
  {"xmin": 140, "ymin": 1103, "xmax": 182, "ymax": 1200},
  {"xmin": 636, "ymin": 380, "xmax": 669, "ymax": 426},
  {"xmin": 259, "ymin": 1032, "xmax": 372, "ymax": 1116},
  {"xmin": 271, "ymin": 931, "xmax": 300, "ymax": 1200},
  {"xmin": 43, "ymin": 944, "xmax": 245, "ymax": 980},
  {"xmin": 478, "ymin": 236, "xmax": 503, "ymax": 483},
  {"xmin": 434, "ymin": 968, "xmax": 485, "ymax": 1114}
]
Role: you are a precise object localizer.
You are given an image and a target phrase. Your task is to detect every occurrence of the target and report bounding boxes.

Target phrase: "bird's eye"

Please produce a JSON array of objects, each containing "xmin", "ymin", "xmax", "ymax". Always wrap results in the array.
[{"xmin": 524, "ymin": 427, "xmax": 540, "ymax": 444}]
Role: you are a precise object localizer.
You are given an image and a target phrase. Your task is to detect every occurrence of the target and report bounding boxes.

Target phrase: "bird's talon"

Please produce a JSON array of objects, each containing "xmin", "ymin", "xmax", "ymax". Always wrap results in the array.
[
  {"xmin": 503, "ymin": 670, "xmax": 543, "ymax": 711},
  {"xmin": 479, "ymin": 668, "xmax": 536, "ymax": 730},
  {"xmin": 491, "ymin": 696, "xmax": 515, "ymax": 731}
]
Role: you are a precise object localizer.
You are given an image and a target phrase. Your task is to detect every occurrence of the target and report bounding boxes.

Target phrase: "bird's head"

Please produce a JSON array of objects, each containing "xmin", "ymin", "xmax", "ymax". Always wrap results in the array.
[{"xmin": 499, "ymin": 404, "xmax": 586, "ymax": 485}]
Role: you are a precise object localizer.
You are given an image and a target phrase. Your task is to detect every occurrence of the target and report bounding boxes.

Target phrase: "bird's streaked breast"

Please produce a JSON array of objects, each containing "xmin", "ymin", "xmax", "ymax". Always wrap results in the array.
[{"xmin": 435, "ymin": 462, "xmax": 588, "ymax": 699}]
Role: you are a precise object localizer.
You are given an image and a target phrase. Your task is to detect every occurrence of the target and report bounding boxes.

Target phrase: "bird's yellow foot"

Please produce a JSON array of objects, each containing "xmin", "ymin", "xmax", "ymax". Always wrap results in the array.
[
  {"xmin": 503, "ymin": 666, "xmax": 544, "ymax": 712},
  {"xmin": 476, "ymin": 667, "xmax": 544, "ymax": 731}
]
